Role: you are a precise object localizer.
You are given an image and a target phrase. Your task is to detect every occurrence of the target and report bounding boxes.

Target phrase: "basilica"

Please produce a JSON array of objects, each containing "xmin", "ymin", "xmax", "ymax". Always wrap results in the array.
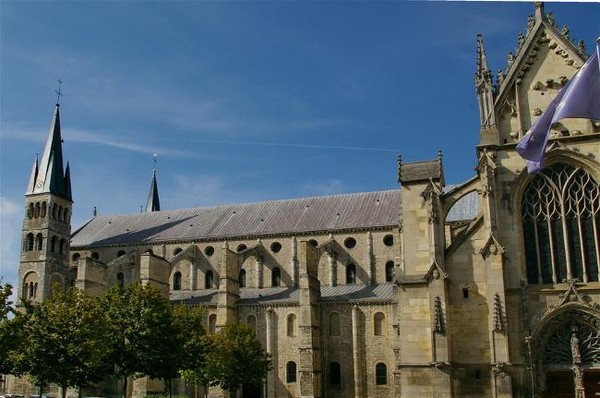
[{"xmin": 11, "ymin": 3, "xmax": 600, "ymax": 398}]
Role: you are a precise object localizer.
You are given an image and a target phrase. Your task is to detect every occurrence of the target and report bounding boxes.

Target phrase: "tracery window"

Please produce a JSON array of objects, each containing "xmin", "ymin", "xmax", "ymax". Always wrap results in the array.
[{"xmin": 522, "ymin": 164, "xmax": 600, "ymax": 284}]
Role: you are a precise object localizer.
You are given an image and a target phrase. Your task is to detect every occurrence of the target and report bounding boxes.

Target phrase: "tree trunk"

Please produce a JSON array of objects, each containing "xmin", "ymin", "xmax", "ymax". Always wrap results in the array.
[
  {"xmin": 61, "ymin": 384, "xmax": 67, "ymax": 398},
  {"xmin": 122, "ymin": 376, "xmax": 128, "ymax": 398}
]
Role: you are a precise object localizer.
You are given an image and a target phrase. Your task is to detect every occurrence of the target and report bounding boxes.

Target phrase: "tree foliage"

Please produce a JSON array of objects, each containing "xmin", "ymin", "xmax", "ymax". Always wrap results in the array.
[
  {"xmin": 203, "ymin": 323, "xmax": 271, "ymax": 394},
  {"xmin": 16, "ymin": 287, "xmax": 111, "ymax": 397},
  {"xmin": 0, "ymin": 282, "xmax": 22, "ymax": 375},
  {"xmin": 103, "ymin": 283, "xmax": 177, "ymax": 397}
]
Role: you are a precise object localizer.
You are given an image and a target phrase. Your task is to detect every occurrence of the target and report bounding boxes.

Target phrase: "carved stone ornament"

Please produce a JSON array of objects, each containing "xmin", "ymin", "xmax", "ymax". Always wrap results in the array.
[
  {"xmin": 434, "ymin": 295, "xmax": 445, "ymax": 334},
  {"xmin": 533, "ymin": 108, "xmax": 542, "ymax": 116}
]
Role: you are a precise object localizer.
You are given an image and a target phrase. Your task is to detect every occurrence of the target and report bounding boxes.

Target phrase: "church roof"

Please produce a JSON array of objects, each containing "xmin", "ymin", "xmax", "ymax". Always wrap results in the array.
[
  {"xmin": 72, "ymin": 186, "xmax": 479, "ymax": 248},
  {"xmin": 169, "ymin": 283, "xmax": 396, "ymax": 305},
  {"xmin": 72, "ymin": 190, "xmax": 402, "ymax": 248}
]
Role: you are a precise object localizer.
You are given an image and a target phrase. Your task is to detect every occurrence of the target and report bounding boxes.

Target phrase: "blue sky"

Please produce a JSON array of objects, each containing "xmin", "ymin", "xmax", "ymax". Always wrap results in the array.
[{"xmin": 1, "ymin": 1, "xmax": 598, "ymax": 292}]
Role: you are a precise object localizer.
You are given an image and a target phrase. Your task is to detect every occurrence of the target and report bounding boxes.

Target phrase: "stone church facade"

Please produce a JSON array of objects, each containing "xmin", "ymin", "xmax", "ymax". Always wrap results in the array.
[{"xmin": 10, "ymin": 3, "xmax": 600, "ymax": 398}]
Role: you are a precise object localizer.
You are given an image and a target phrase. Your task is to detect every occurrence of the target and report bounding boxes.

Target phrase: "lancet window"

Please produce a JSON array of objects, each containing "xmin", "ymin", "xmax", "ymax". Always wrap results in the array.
[{"xmin": 522, "ymin": 163, "xmax": 600, "ymax": 284}]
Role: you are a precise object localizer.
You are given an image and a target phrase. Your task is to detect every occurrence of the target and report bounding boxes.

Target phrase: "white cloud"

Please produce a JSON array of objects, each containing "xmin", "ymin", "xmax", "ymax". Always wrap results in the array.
[{"xmin": 301, "ymin": 179, "xmax": 345, "ymax": 197}]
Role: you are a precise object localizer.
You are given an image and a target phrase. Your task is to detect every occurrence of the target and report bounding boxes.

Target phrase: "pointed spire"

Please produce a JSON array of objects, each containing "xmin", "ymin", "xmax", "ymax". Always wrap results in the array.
[
  {"xmin": 26, "ymin": 154, "xmax": 39, "ymax": 195},
  {"xmin": 145, "ymin": 169, "xmax": 161, "ymax": 212},
  {"xmin": 28, "ymin": 104, "xmax": 71, "ymax": 201},
  {"xmin": 64, "ymin": 161, "xmax": 72, "ymax": 202},
  {"xmin": 475, "ymin": 34, "xmax": 492, "ymax": 88}
]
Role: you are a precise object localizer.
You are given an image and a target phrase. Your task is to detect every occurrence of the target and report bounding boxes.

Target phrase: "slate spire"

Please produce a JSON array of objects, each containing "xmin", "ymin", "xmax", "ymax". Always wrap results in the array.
[
  {"xmin": 27, "ymin": 104, "xmax": 72, "ymax": 202},
  {"xmin": 145, "ymin": 169, "xmax": 161, "ymax": 212}
]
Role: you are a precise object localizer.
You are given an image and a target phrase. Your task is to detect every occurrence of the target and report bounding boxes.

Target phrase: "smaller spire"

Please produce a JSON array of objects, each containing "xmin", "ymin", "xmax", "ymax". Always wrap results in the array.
[
  {"xmin": 145, "ymin": 155, "xmax": 161, "ymax": 212},
  {"xmin": 26, "ymin": 154, "xmax": 39, "ymax": 195},
  {"xmin": 475, "ymin": 34, "xmax": 492, "ymax": 88}
]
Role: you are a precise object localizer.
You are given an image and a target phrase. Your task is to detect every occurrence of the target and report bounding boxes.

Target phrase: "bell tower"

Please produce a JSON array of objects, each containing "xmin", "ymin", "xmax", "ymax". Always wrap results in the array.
[{"xmin": 18, "ymin": 101, "xmax": 73, "ymax": 303}]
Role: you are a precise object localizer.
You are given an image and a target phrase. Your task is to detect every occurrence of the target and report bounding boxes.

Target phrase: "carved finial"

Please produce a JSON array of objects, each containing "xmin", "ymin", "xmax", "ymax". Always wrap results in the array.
[
  {"xmin": 534, "ymin": 2, "xmax": 544, "ymax": 22},
  {"xmin": 577, "ymin": 40, "xmax": 587, "ymax": 57},
  {"xmin": 93, "ymin": 206, "xmax": 97, "ymax": 217},
  {"xmin": 437, "ymin": 150, "xmax": 443, "ymax": 162}
]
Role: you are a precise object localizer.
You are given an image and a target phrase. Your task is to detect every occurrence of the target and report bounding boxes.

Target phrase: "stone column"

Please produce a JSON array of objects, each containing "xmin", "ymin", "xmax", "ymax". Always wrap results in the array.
[
  {"xmin": 352, "ymin": 304, "xmax": 363, "ymax": 397},
  {"xmin": 190, "ymin": 260, "xmax": 196, "ymax": 290},
  {"xmin": 328, "ymin": 251, "xmax": 337, "ymax": 287},
  {"xmin": 291, "ymin": 236, "xmax": 299, "ymax": 286},
  {"xmin": 366, "ymin": 232, "xmax": 374, "ymax": 284},
  {"xmin": 266, "ymin": 307, "xmax": 276, "ymax": 398},
  {"xmin": 257, "ymin": 256, "xmax": 263, "ymax": 289}
]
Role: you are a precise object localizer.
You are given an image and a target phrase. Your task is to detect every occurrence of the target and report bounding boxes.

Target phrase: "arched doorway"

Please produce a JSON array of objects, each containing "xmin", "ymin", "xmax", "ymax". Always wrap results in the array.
[{"xmin": 529, "ymin": 305, "xmax": 600, "ymax": 398}]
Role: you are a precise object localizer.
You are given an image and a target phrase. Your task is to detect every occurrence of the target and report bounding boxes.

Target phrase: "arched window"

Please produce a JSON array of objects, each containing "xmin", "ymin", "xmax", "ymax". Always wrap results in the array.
[
  {"xmin": 41, "ymin": 202, "xmax": 47, "ymax": 218},
  {"xmin": 205, "ymin": 270, "xmax": 214, "ymax": 289},
  {"xmin": 329, "ymin": 312, "xmax": 341, "ymax": 336},
  {"xmin": 34, "ymin": 202, "xmax": 40, "ymax": 218},
  {"xmin": 50, "ymin": 236, "xmax": 57, "ymax": 252},
  {"xmin": 346, "ymin": 263, "xmax": 356, "ymax": 284},
  {"xmin": 32, "ymin": 282, "xmax": 38, "ymax": 299},
  {"xmin": 271, "ymin": 267, "xmax": 281, "ymax": 287},
  {"xmin": 63, "ymin": 208, "xmax": 69, "ymax": 222},
  {"xmin": 208, "ymin": 314, "xmax": 217, "ymax": 334},
  {"xmin": 247, "ymin": 315, "xmax": 257, "ymax": 332},
  {"xmin": 173, "ymin": 271, "xmax": 182, "ymax": 291},
  {"xmin": 25, "ymin": 233, "xmax": 34, "ymax": 252},
  {"xmin": 239, "ymin": 269, "xmax": 246, "ymax": 288},
  {"xmin": 51, "ymin": 203, "xmax": 57, "ymax": 219},
  {"xmin": 35, "ymin": 233, "xmax": 43, "ymax": 251},
  {"xmin": 58, "ymin": 206, "xmax": 63, "ymax": 221},
  {"xmin": 173, "ymin": 247, "xmax": 183, "ymax": 256},
  {"xmin": 329, "ymin": 362, "xmax": 341, "ymax": 387},
  {"xmin": 522, "ymin": 164, "xmax": 600, "ymax": 284},
  {"xmin": 59, "ymin": 238, "xmax": 65, "ymax": 255},
  {"xmin": 385, "ymin": 261, "xmax": 394, "ymax": 282},
  {"xmin": 287, "ymin": 313, "xmax": 297, "ymax": 337},
  {"xmin": 28, "ymin": 203, "xmax": 34, "ymax": 219},
  {"xmin": 286, "ymin": 361, "xmax": 297, "ymax": 383},
  {"xmin": 117, "ymin": 272, "xmax": 125, "ymax": 287},
  {"xmin": 374, "ymin": 312, "xmax": 386, "ymax": 336},
  {"xmin": 375, "ymin": 363, "xmax": 387, "ymax": 385}
]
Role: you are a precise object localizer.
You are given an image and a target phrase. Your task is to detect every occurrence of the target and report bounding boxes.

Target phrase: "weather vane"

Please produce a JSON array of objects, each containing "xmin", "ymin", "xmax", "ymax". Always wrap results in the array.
[
  {"xmin": 153, "ymin": 153, "xmax": 158, "ymax": 171},
  {"xmin": 55, "ymin": 79, "xmax": 63, "ymax": 105}
]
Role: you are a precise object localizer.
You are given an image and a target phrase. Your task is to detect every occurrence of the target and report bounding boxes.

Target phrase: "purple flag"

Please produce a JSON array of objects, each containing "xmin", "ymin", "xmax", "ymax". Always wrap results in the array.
[{"xmin": 516, "ymin": 42, "xmax": 600, "ymax": 173}]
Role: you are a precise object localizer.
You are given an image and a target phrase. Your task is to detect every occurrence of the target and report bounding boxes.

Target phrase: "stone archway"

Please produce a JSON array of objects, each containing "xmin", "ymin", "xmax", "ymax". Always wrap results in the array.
[{"xmin": 529, "ymin": 306, "xmax": 600, "ymax": 398}]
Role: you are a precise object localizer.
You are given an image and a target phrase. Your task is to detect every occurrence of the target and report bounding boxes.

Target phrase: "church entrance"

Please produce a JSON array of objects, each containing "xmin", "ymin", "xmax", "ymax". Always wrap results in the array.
[{"xmin": 546, "ymin": 371, "xmax": 574, "ymax": 398}]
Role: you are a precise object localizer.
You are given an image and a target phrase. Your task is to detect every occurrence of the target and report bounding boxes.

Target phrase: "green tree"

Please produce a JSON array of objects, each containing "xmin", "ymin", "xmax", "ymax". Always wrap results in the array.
[
  {"xmin": 203, "ymin": 323, "xmax": 271, "ymax": 396},
  {"xmin": 103, "ymin": 283, "xmax": 176, "ymax": 398},
  {"xmin": 0, "ymin": 282, "xmax": 23, "ymax": 375},
  {"xmin": 16, "ymin": 287, "xmax": 111, "ymax": 398},
  {"xmin": 174, "ymin": 306, "xmax": 209, "ymax": 396}
]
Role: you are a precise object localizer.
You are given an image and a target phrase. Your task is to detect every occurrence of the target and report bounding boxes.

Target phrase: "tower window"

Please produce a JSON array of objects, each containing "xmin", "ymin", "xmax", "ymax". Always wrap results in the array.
[
  {"xmin": 173, "ymin": 271, "xmax": 182, "ymax": 291},
  {"xmin": 50, "ymin": 236, "xmax": 57, "ymax": 252},
  {"xmin": 205, "ymin": 270, "xmax": 214, "ymax": 289},
  {"xmin": 375, "ymin": 363, "xmax": 388, "ymax": 385},
  {"xmin": 329, "ymin": 362, "xmax": 341, "ymax": 387},
  {"xmin": 35, "ymin": 233, "xmax": 43, "ymax": 251},
  {"xmin": 25, "ymin": 233, "xmax": 34, "ymax": 251},
  {"xmin": 239, "ymin": 269, "xmax": 246, "ymax": 288},
  {"xmin": 385, "ymin": 261, "xmax": 394, "ymax": 282},
  {"xmin": 287, "ymin": 313, "xmax": 297, "ymax": 337},
  {"xmin": 271, "ymin": 267, "xmax": 281, "ymax": 287},
  {"xmin": 41, "ymin": 202, "xmax": 47, "ymax": 218},
  {"xmin": 522, "ymin": 164, "xmax": 600, "ymax": 284},
  {"xmin": 346, "ymin": 263, "xmax": 356, "ymax": 284},
  {"xmin": 286, "ymin": 361, "xmax": 297, "ymax": 383}
]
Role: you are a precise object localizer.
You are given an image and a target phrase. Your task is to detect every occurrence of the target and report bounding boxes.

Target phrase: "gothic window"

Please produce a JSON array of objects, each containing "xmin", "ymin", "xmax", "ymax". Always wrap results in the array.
[
  {"xmin": 173, "ymin": 271, "xmax": 182, "ymax": 291},
  {"xmin": 374, "ymin": 312, "xmax": 386, "ymax": 336},
  {"xmin": 329, "ymin": 362, "xmax": 341, "ymax": 387},
  {"xmin": 41, "ymin": 202, "xmax": 47, "ymax": 218},
  {"xmin": 385, "ymin": 261, "xmax": 394, "ymax": 282},
  {"xmin": 346, "ymin": 263, "xmax": 356, "ymax": 284},
  {"xmin": 287, "ymin": 313, "xmax": 297, "ymax": 337},
  {"xmin": 25, "ymin": 233, "xmax": 34, "ymax": 252},
  {"xmin": 522, "ymin": 164, "xmax": 600, "ymax": 284},
  {"xmin": 329, "ymin": 312, "xmax": 341, "ymax": 336},
  {"xmin": 239, "ymin": 269, "xmax": 246, "ymax": 288},
  {"xmin": 35, "ymin": 233, "xmax": 43, "ymax": 251},
  {"xmin": 271, "ymin": 267, "xmax": 281, "ymax": 287},
  {"xmin": 375, "ymin": 363, "xmax": 388, "ymax": 385},
  {"xmin": 205, "ymin": 270, "xmax": 214, "ymax": 289},
  {"xmin": 286, "ymin": 361, "xmax": 297, "ymax": 383}
]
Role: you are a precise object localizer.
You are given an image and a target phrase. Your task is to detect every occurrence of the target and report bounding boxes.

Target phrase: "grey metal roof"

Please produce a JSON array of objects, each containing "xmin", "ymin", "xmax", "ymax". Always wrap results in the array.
[
  {"xmin": 445, "ymin": 187, "xmax": 480, "ymax": 222},
  {"xmin": 71, "ymin": 190, "xmax": 401, "ymax": 247},
  {"xmin": 169, "ymin": 284, "xmax": 396, "ymax": 305}
]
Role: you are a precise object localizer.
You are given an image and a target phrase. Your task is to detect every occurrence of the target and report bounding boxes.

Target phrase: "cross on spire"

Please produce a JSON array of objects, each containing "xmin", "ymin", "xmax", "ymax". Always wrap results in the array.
[{"xmin": 55, "ymin": 79, "xmax": 63, "ymax": 106}]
